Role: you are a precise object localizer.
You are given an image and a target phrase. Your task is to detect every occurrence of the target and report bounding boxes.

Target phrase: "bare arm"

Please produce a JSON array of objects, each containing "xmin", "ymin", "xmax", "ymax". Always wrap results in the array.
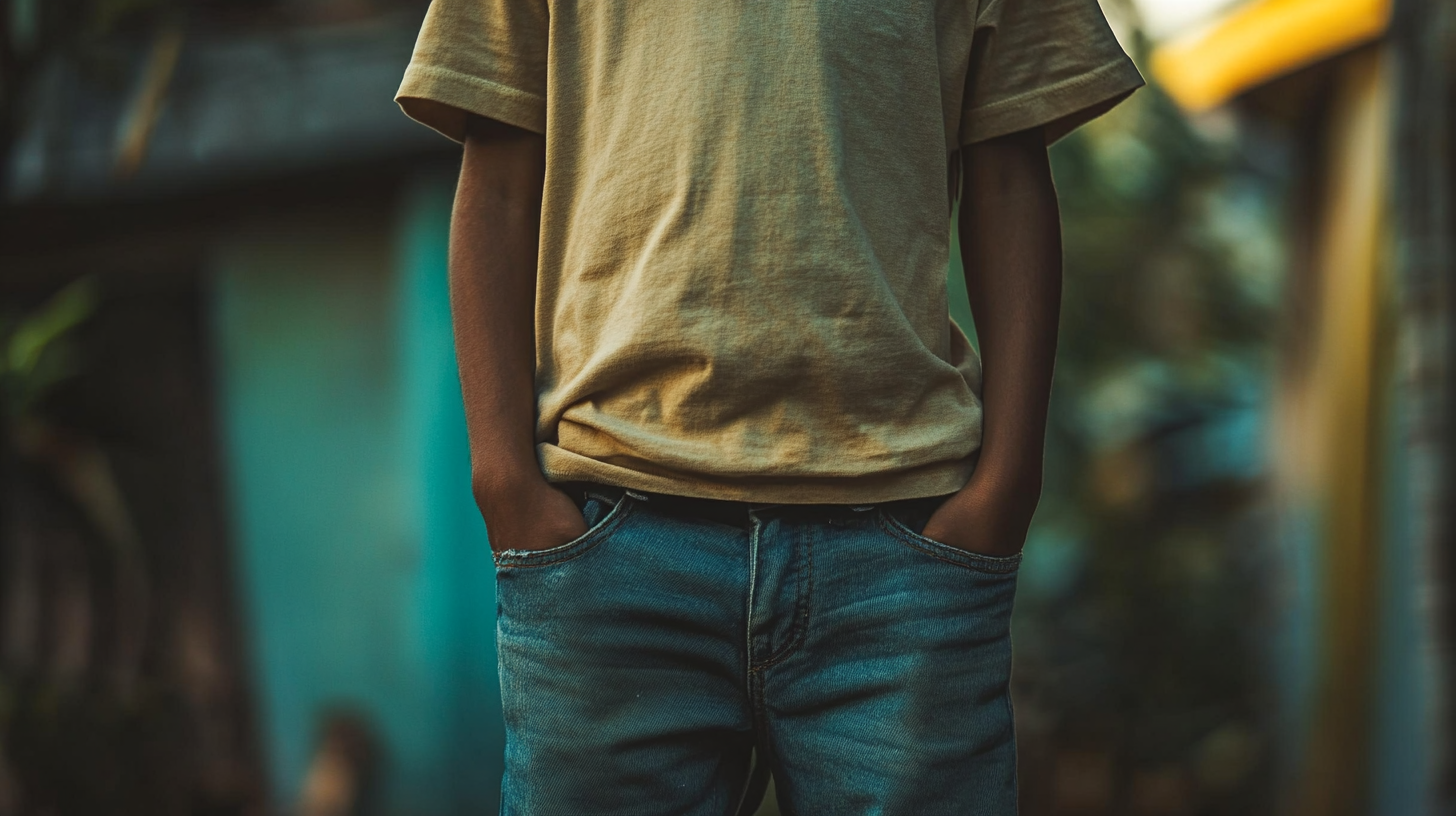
[
  {"xmin": 921, "ymin": 125, "xmax": 1061, "ymax": 556},
  {"xmin": 452, "ymin": 114, "xmax": 586, "ymax": 552}
]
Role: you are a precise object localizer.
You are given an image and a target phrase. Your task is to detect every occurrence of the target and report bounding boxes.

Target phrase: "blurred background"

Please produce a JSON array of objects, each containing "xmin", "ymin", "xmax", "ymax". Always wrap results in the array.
[{"xmin": 0, "ymin": 0, "xmax": 1451, "ymax": 814}]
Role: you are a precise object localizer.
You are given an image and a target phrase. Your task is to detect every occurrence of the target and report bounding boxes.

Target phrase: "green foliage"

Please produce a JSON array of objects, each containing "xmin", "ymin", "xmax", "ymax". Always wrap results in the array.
[
  {"xmin": 1011, "ymin": 50, "xmax": 1287, "ymax": 813},
  {"xmin": 0, "ymin": 276, "xmax": 98, "ymax": 419}
]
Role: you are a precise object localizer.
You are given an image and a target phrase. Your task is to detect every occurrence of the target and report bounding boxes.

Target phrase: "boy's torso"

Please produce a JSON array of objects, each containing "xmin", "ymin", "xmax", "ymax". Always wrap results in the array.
[{"xmin": 533, "ymin": 1, "xmax": 986, "ymax": 504}]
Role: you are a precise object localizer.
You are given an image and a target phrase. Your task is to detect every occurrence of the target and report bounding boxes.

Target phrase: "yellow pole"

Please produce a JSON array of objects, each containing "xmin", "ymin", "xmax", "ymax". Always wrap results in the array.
[{"xmin": 1278, "ymin": 42, "xmax": 1394, "ymax": 816}]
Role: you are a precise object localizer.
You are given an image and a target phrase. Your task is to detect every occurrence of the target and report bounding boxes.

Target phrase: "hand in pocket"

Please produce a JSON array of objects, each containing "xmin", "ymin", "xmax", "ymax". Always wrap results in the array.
[
  {"xmin": 477, "ymin": 480, "xmax": 590, "ymax": 555},
  {"xmin": 919, "ymin": 470, "xmax": 1040, "ymax": 559}
]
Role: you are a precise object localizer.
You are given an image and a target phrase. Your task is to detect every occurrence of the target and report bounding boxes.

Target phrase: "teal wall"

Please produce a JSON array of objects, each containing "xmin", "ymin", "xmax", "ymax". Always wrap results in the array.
[{"xmin": 210, "ymin": 175, "xmax": 499, "ymax": 815}]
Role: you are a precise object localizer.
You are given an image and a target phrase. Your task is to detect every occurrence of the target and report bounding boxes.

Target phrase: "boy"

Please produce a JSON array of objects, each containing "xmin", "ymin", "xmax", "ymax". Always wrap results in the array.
[{"xmin": 396, "ymin": 1, "xmax": 1142, "ymax": 813}]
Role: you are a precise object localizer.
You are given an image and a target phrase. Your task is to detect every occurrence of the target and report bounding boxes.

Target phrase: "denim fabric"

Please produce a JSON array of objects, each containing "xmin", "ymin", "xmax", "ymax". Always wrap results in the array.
[{"xmin": 493, "ymin": 486, "xmax": 1021, "ymax": 816}]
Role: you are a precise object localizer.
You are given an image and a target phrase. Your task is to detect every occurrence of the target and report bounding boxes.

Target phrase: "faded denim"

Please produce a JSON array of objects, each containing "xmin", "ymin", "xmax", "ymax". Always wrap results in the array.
[{"xmin": 493, "ymin": 484, "xmax": 1021, "ymax": 816}]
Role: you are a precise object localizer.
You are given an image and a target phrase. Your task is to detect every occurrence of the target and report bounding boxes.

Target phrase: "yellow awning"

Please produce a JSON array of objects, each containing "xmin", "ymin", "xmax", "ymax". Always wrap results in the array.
[{"xmin": 1150, "ymin": 0, "xmax": 1392, "ymax": 112}]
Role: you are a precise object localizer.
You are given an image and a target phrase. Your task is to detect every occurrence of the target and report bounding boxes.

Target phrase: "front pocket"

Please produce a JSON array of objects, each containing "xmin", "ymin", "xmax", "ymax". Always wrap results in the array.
[
  {"xmin": 877, "ymin": 508, "xmax": 1021, "ymax": 575},
  {"xmin": 492, "ymin": 490, "xmax": 635, "ymax": 569}
]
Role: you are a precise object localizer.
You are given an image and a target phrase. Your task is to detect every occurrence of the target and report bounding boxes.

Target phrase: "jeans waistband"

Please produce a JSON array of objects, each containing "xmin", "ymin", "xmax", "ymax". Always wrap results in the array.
[{"xmin": 556, "ymin": 480, "xmax": 953, "ymax": 531}]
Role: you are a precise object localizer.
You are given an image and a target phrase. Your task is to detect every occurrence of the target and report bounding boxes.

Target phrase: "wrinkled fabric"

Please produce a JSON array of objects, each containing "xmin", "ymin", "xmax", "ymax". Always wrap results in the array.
[
  {"xmin": 493, "ymin": 486, "xmax": 1022, "ymax": 815},
  {"xmin": 396, "ymin": 0, "xmax": 1143, "ymax": 503}
]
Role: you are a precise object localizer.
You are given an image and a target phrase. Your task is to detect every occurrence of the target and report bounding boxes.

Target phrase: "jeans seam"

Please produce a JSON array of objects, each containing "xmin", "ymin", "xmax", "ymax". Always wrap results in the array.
[
  {"xmin": 745, "ymin": 630, "xmax": 771, "ymax": 812},
  {"xmin": 744, "ymin": 671, "xmax": 778, "ymax": 814},
  {"xmin": 1006, "ymin": 677, "xmax": 1021, "ymax": 815},
  {"xmin": 876, "ymin": 511, "xmax": 1021, "ymax": 574},
  {"xmin": 748, "ymin": 523, "xmax": 813, "ymax": 672},
  {"xmin": 492, "ymin": 497, "xmax": 634, "ymax": 568}
]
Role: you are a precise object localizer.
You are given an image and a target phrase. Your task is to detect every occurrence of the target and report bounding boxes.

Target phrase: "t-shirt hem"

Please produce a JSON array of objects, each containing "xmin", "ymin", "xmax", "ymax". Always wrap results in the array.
[
  {"xmin": 395, "ymin": 63, "xmax": 547, "ymax": 143},
  {"xmin": 537, "ymin": 444, "xmax": 979, "ymax": 504},
  {"xmin": 961, "ymin": 57, "xmax": 1146, "ymax": 146}
]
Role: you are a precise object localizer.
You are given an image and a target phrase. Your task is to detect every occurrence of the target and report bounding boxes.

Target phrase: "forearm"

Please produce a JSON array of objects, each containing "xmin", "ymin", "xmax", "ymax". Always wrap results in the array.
[
  {"xmin": 958, "ymin": 126, "xmax": 1062, "ymax": 490},
  {"xmin": 450, "ymin": 115, "xmax": 548, "ymax": 505}
]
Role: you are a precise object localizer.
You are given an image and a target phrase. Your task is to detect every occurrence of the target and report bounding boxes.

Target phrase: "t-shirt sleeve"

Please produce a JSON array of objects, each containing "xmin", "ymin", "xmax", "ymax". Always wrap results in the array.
[
  {"xmin": 394, "ymin": 0, "xmax": 549, "ymax": 143},
  {"xmin": 960, "ymin": 0, "xmax": 1146, "ymax": 146}
]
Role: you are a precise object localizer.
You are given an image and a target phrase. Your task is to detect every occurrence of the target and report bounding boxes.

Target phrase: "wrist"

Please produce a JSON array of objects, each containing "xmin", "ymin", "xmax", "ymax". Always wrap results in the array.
[
  {"xmin": 472, "ymin": 462, "xmax": 548, "ymax": 513},
  {"xmin": 970, "ymin": 449, "xmax": 1044, "ymax": 491}
]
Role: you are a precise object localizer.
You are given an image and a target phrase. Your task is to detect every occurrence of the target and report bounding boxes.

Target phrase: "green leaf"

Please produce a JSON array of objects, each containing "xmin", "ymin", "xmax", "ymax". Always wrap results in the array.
[{"xmin": 7, "ymin": 277, "xmax": 99, "ymax": 380}]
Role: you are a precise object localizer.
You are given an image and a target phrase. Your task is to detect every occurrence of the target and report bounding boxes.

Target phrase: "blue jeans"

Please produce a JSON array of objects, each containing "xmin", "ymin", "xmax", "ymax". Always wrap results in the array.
[{"xmin": 492, "ymin": 482, "xmax": 1021, "ymax": 816}]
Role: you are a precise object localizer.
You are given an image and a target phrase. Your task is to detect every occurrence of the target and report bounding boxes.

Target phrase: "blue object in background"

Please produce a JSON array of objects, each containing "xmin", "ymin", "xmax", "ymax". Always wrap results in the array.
[
  {"xmin": 210, "ymin": 171, "xmax": 501, "ymax": 816},
  {"xmin": 1372, "ymin": 381, "xmax": 1432, "ymax": 816}
]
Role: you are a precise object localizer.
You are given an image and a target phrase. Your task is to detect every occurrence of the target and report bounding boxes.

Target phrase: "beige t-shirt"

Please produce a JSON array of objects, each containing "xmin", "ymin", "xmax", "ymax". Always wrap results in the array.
[{"xmin": 397, "ymin": 0, "xmax": 1144, "ymax": 504}]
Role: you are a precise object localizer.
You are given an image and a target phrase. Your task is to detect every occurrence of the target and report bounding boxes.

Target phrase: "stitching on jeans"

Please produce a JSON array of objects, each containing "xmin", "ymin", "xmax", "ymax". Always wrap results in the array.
[
  {"xmin": 745, "ymin": 677, "xmax": 780, "ymax": 813},
  {"xmin": 875, "ymin": 511, "xmax": 1021, "ymax": 575},
  {"xmin": 492, "ymin": 496, "xmax": 635, "ymax": 568},
  {"xmin": 881, "ymin": 511, "xmax": 1021, "ymax": 573},
  {"xmin": 750, "ymin": 523, "xmax": 814, "ymax": 672},
  {"xmin": 1006, "ymin": 670, "xmax": 1021, "ymax": 816},
  {"xmin": 882, "ymin": 513, "xmax": 1020, "ymax": 573},
  {"xmin": 745, "ymin": 671, "xmax": 772, "ymax": 772},
  {"xmin": 745, "ymin": 512, "xmax": 762, "ymax": 679}
]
